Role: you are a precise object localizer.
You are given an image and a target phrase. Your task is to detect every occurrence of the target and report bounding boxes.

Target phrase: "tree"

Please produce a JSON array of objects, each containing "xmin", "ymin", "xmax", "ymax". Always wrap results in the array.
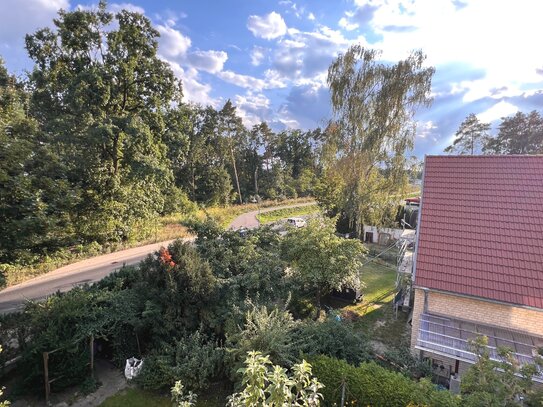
[
  {"xmin": 25, "ymin": 1, "xmax": 182, "ymax": 244},
  {"xmin": 445, "ymin": 114, "xmax": 490, "ymax": 155},
  {"xmin": 218, "ymin": 100, "xmax": 246, "ymax": 204},
  {"xmin": 171, "ymin": 381, "xmax": 197, "ymax": 407},
  {"xmin": 227, "ymin": 351, "xmax": 323, "ymax": 407},
  {"xmin": 281, "ymin": 217, "xmax": 366, "ymax": 317},
  {"xmin": 461, "ymin": 336, "xmax": 543, "ymax": 407},
  {"xmin": 323, "ymin": 45, "xmax": 434, "ymax": 234},
  {"xmin": 0, "ymin": 346, "xmax": 9, "ymax": 406},
  {"xmin": 483, "ymin": 110, "xmax": 543, "ymax": 154}
]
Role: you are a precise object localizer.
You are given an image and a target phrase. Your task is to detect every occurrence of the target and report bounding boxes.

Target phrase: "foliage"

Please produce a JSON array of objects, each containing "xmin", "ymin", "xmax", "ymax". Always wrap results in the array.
[
  {"xmin": 309, "ymin": 355, "xmax": 460, "ymax": 407},
  {"xmin": 227, "ymin": 351, "xmax": 323, "ymax": 407},
  {"xmin": 381, "ymin": 346, "xmax": 433, "ymax": 379},
  {"xmin": 100, "ymin": 388, "xmax": 172, "ymax": 407},
  {"xmin": 294, "ymin": 318, "xmax": 373, "ymax": 365},
  {"xmin": 444, "ymin": 113, "xmax": 490, "ymax": 155},
  {"xmin": 226, "ymin": 306, "xmax": 300, "ymax": 378},
  {"xmin": 321, "ymin": 46, "xmax": 434, "ymax": 233},
  {"xmin": 281, "ymin": 216, "xmax": 366, "ymax": 315},
  {"xmin": 171, "ymin": 381, "xmax": 198, "ymax": 407},
  {"xmin": 460, "ymin": 336, "xmax": 542, "ymax": 407},
  {"xmin": 137, "ymin": 331, "xmax": 224, "ymax": 392},
  {"xmin": 483, "ymin": 110, "xmax": 543, "ymax": 154},
  {"xmin": 0, "ymin": 347, "xmax": 10, "ymax": 406}
]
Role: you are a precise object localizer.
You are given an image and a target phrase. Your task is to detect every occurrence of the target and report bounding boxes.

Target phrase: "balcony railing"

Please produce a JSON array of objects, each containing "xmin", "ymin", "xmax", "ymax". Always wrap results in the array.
[{"xmin": 416, "ymin": 313, "xmax": 543, "ymax": 381}]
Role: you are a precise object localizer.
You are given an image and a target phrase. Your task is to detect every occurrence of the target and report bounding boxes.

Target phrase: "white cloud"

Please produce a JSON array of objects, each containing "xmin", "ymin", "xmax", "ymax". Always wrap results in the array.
[
  {"xmin": 156, "ymin": 23, "xmax": 191, "ymax": 58},
  {"xmin": 187, "ymin": 50, "xmax": 228, "ymax": 73},
  {"xmin": 308, "ymin": 12, "xmax": 316, "ymax": 21},
  {"xmin": 363, "ymin": 0, "xmax": 543, "ymax": 101},
  {"xmin": 477, "ymin": 101, "xmax": 519, "ymax": 123},
  {"xmin": 247, "ymin": 11, "xmax": 287, "ymax": 40},
  {"xmin": 110, "ymin": 3, "xmax": 145, "ymax": 14},
  {"xmin": 0, "ymin": 0, "xmax": 68, "ymax": 44},
  {"xmin": 250, "ymin": 46, "xmax": 266, "ymax": 66},
  {"xmin": 217, "ymin": 69, "xmax": 288, "ymax": 91},
  {"xmin": 339, "ymin": 17, "xmax": 359, "ymax": 31},
  {"xmin": 234, "ymin": 92, "xmax": 272, "ymax": 127},
  {"xmin": 167, "ymin": 59, "xmax": 220, "ymax": 107}
]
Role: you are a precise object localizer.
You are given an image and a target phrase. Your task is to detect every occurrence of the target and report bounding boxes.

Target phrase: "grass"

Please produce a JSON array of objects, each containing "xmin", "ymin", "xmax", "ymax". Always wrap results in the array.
[
  {"xmin": 100, "ymin": 386, "xmax": 230, "ymax": 407},
  {"xmin": 327, "ymin": 258, "xmax": 410, "ymax": 350},
  {"xmin": 2, "ymin": 197, "xmax": 314, "ymax": 287},
  {"xmin": 256, "ymin": 204, "xmax": 319, "ymax": 224}
]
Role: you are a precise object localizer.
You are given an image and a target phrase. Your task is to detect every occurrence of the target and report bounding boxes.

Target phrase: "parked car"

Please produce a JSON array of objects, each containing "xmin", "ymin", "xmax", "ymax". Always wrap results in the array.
[{"xmin": 286, "ymin": 217, "xmax": 306, "ymax": 228}]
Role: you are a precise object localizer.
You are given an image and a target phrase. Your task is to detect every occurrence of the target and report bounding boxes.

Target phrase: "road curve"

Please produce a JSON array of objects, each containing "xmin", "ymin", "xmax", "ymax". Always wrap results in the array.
[
  {"xmin": 228, "ymin": 201, "xmax": 316, "ymax": 230},
  {"xmin": 0, "ymin": 201, "xmax": 315, "ymax": 313}
]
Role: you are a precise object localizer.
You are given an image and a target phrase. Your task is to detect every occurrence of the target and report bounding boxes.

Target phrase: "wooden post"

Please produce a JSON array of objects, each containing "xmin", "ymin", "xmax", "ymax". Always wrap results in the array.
[
  {"xmin": 43, "ymin": 352, "xmax": 50, "ymax": 405},
  {"xmin": 90, "ymin": 335, "xmax": 95, "ymax": 379},
  {"xmin": 340, "ymin": 378, "xmax": 346, "ymax": 407}
]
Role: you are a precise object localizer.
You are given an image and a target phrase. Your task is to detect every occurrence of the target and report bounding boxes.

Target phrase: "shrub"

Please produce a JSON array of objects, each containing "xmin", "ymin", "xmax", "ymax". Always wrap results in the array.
[
  {"xmin": 294, "ymin": 318, "xmax": 372, "ymax": 365},
  {"xmin": 137, "ymin": 331, "xmax": 224, "ymax": 392},
  {"xmin": 309, "ymin": 355, "xmax": 461, "ymax": 407}
]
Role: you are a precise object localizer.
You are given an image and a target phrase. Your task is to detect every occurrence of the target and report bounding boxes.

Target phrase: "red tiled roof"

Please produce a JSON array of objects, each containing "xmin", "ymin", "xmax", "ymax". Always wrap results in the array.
[{"xmin": 414, "ymin": 155, "xmax": 543, "ymax": 309}]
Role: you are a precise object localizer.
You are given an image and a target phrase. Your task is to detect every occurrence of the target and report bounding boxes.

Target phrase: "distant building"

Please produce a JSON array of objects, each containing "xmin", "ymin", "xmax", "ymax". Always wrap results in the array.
[{"xmin": 410, "ymin": 156, "xmax": 543, "ymax": 388}]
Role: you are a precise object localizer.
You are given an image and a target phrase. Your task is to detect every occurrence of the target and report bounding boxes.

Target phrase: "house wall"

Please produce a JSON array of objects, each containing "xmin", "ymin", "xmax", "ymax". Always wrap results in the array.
[
  {"xmin": 363, "ymin": 225, "xmax": 404, "ymax": 243},
  {"xmin": 411, "ymin": 288, "xmax": 543, "ymax": 377}
]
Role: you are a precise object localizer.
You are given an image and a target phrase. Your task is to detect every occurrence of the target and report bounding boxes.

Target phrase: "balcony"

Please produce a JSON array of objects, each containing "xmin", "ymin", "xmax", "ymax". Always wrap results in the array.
[{"xmin": 416, "ymin": 313, "xmax": 543, "ymax": 381}]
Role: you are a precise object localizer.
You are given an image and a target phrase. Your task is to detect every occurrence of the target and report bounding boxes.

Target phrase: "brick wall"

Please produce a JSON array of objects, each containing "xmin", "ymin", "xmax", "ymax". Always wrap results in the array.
[{"xmin": 411, "ymin": 288, "xmax": 543, "ymax": 379}]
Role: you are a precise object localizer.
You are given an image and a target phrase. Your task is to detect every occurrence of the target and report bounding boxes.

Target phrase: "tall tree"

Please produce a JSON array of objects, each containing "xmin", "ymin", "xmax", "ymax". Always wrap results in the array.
[
  {"xmin": 483, "ymin": 110, "xmax": 543, "ymax": 155},
  {"xmin": 218, "ymin": 100, "xmax": 245, "ymax": 204},
  {"xmin": 25, "ymin": 1, "xmax": 182, "ymax": 243},
  {"xmin": 322, "ymin": 45, "xmax": 434, "ymax": 233},
  {"xmin": 445, "ymin": 113, "xmax": 490, "ymax": 155}
]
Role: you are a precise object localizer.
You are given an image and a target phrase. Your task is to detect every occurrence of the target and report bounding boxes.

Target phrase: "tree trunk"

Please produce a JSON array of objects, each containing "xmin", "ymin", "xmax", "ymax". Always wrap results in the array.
[
  {"xmin": 254, "ymin": 165, "xmax": 259, "ymax": 196},
  {"xmin": 314, "ymin": 287, "xmax": 322, "ymax": 320},
  {"xmin": 230, "ymin": 146, "xmax": 243, "ymax": 204}
]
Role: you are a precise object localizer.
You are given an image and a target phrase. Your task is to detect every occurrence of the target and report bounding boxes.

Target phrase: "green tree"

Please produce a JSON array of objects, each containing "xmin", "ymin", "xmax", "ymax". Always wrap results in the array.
[
  {"xmin": 281, "ymin": 217, "xmax": 366, "ymax": 317},
  {"xmin": 218, "ymin": 100, "xmax": 246, "ymax": 204},
  {"xmin": 483, "ymin": 110, "xmax": 543, "ymax": 154},
  {"xmin": 445, "ymin": 113, "xmax": 490, "ymax": 155},
  {"xmin": 323, "ymin": 45, "xmax": 434, "ymax": 233},
  {"xmin": 25, "ymin": 1, "xmax": 182, "ymax": 244},
  {"xmin": 461, "ymin": 336, "xmax": 542, "ymax": 407},
  {"xmin": 0, "ymin": 346, "xmax": 9, "ymax": 406},
  {"xmin": 227, "ymin": 351, "xmax": 323, "ymax": 407}
]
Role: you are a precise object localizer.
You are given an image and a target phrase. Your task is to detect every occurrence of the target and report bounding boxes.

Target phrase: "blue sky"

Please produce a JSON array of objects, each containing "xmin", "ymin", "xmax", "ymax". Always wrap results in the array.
[{"xmin": 1, "ymin": 0, "xmax": 542, "ymax": 157}]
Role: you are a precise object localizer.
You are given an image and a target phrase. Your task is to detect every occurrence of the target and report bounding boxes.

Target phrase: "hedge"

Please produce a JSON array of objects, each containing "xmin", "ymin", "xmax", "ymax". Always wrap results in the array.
[{"xmin": 309, "ymin": 355, "xmax": 461, "ymax": 407}]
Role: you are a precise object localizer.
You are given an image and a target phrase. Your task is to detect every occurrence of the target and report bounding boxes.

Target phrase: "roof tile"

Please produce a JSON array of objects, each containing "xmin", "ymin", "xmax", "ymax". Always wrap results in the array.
[{"xmin": 414, "ymin": 155, "xmax": 543, "ymax": 309}]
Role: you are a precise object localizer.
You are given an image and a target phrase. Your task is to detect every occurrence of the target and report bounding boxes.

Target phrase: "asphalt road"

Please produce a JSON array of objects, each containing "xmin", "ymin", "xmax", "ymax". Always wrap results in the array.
[{"xmin": 0, "ymin": 202, "xmax": 315, "ymax": 313}]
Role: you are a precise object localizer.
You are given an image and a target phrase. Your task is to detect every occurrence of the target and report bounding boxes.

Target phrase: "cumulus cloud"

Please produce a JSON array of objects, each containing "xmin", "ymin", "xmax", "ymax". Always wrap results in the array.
[
  {"xmin": 250, "ymin": 46, "xmax": 266, "ymax": 66},
  {"xmin": 234, "ymin": 92, "xmax": 272, "ymax": 127},
  {"xmin": 156, "ymin": 23, "xmax": 191, "ymax": 58},
  {"xmin": 167, "ymin": 59, "xmax": 220, "ymax": 107},
  {"xmin": 308, "ymin": 12, "xmax": 316, "ymax": 21},
  {"xmin": 187, "ymin": 50, "xmax": 228, "ymax": 73},
  {"xmin": 110, "ymin": 2, "xmax": 145, "ymax": 14},
  {"xmin": 0, "ymin": 0, "xmax": 68, "ymax": 44},
  {"xmin": 339, "ymin": 17, "xmax": 359, "ymax": 31},
  {"xmin": 477, "ymin": 101, "xmax": 519, "ymax": 123},
  {"xmin": 247, "ymin": 11, "xmax": 287, "ymax": 40}
]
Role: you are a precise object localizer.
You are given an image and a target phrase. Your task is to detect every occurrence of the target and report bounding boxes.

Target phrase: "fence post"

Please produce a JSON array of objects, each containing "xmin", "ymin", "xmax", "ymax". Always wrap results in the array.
[
  {"xmin": 340, "ymin": 378, "xmax": 346, "ymax": 407},
  {"xmin": 43, "ymin": 351, "xmax": 50, "ymax": 405}
]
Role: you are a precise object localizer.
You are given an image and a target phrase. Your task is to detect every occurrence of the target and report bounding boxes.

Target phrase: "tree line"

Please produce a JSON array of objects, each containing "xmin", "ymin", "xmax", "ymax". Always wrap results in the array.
[
  {"xmin": 445, "ymin": 111, "xmax": 543, "ymax": 155},
  {"xmin": 0, "ymin": 3, "xmax": 323, "ymax": 266}
]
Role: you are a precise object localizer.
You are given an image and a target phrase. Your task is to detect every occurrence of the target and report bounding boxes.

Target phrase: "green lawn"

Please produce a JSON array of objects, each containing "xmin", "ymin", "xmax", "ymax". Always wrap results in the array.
[
  {"xmin": 100, "ymin": 386, "xmax": 229, "ymax": 407},
  {"xmin": 256, "ymin": 203, "xmax": 319, "ymax": 224},
  {"xmin": 330, "ymin": 259, "xmax": 410, "ymax": 349}
]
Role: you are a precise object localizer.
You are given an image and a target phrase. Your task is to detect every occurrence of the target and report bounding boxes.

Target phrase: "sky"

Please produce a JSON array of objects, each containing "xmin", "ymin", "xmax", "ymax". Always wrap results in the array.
[{"xmin": 0, "ymin": 0, "xmax": 542, "ymax": 157}]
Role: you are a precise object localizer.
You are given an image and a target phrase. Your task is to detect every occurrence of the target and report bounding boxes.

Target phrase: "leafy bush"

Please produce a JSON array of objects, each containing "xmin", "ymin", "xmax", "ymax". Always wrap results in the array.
[
  {"xmin": 381, "ymin": 345, "xmax": 432, "ymax": 379},
  {"xmin": 138, "ymin": 331, "xmax": 224, "ymax": 392},
  {"xmin": 309, "ymin": 355, "xmax": 461, "ymax": 407},
  {"xmin": 294, "ymin": 318, "xmax": 372, "ymax": 365},
  {"xmin": 226, "ymin": 306, "xmax": 300, "ymax": 379}
]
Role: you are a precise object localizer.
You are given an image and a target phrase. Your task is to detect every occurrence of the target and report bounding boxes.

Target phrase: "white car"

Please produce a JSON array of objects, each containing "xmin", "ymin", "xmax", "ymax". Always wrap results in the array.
[{"xmin": 286, "ymin": 217, "xmax": 306, "ymax": 228}]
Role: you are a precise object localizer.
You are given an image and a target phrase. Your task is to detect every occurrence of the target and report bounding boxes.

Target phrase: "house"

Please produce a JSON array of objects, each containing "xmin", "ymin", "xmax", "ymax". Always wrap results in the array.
[{"xmin": 410, "ymin": 155, "xmax": 543, "ymax": 388}]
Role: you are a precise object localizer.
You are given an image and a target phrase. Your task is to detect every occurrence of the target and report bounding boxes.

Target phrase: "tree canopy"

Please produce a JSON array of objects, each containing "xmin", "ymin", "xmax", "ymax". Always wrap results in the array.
[{"xmin": 319, "ymin": 46, "xmax": 434, "ymax": 233}]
